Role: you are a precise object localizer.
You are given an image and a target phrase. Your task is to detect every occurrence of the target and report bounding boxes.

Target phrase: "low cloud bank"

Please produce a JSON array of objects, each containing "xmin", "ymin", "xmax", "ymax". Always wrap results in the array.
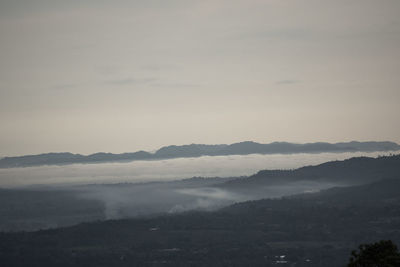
[{"xmin": 0, "ymin": 151, "xmax": 396, "ymax": 188}]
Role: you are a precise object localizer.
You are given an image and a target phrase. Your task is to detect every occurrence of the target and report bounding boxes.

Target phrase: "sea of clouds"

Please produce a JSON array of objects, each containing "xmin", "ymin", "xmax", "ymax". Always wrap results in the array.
[{"xmin": 0, "ymin": 151, "xmax": 398, "ymax": 188}]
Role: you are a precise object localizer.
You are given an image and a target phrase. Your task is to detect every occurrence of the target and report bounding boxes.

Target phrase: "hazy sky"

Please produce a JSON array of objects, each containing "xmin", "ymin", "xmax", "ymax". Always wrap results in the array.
[{"xmin": 1, "ymin": 0, "xmax": 399, "ymax": 156}]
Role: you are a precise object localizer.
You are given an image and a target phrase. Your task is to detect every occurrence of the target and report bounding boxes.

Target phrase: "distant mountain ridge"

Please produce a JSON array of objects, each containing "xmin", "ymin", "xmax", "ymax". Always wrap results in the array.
[{"xmin": 0, "ymin": 141, "xmax": 399, "ymax": 168}]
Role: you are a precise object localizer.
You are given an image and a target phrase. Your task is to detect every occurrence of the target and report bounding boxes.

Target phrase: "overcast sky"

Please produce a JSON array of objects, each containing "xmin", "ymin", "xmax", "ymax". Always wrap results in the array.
[{"xmin": 1, "ymin": 0, "xmax": 399, "ymax": 156}]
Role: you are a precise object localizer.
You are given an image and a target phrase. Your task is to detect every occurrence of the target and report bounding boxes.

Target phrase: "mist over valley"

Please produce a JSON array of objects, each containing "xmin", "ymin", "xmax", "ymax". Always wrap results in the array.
[
  {"xmin": 1, "ymin": 151, "xmax": 399, "ymax": 233},
  {"xmin": 1, "ymin": 153, "xmax": 400, "ymax": 266},
  {"xmin": 2, "ymin": 0, "xmax": 400, "ymax": 265}
]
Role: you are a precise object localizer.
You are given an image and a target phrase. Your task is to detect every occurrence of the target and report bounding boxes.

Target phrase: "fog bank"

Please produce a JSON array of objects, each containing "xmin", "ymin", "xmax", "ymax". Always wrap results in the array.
[{"xmin": 0, "ymin": 151, "xmax": 397, "ymax": 187}]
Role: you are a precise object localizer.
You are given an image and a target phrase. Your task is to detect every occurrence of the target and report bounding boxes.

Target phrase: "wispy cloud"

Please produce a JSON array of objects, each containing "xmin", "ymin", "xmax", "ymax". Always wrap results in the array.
[
  {"xmin": 232, "ymin": 28, "xmax": 316, "ymax": 42},
  {"xmin": 104, "ymin": 77, "xmax": 199, "ymax": 89},
  {"xmin": 140, "ymin": 64, "xmax": 181, "ymax": 71},
  {"xmin": 152, "ymin": 82, "xmax": 201, "ymax": 88},
  {"xmin": 105, "ymin": 78, "xmax": 157, "ymax": 86},
  {"xmin": 49, "ymin": 84, "xmax": 78, "ymax": 90},
  {"xmin": 276, "ymin": 79, "xmax": 300, "ymax": 85}
]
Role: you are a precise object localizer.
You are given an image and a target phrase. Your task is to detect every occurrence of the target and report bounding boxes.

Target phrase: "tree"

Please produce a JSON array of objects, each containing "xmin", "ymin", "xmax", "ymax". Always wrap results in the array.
[{"xmin": 348, "ymin": 240, "xmax": 400, "ymax": 267}]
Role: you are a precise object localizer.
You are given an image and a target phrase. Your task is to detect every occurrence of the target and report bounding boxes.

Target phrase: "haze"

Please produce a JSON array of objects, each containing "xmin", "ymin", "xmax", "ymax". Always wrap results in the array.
[
  {"xmin": 0, "ymin": 151, "xmax": 397, "ymax": 187},
  {"xmin": 1, "ymin": 0, "xmax": 400, "ymax": 156}
]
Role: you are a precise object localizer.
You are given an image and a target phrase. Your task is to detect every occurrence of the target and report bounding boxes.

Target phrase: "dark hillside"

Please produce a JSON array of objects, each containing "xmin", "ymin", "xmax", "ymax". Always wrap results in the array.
[
  {"xmin": 1, "ymin": 179, "xmax": 400, "ymax": 266},
  {"xmin": 220, "ymin": 155, "xmax": 400, "ymax": 191}
]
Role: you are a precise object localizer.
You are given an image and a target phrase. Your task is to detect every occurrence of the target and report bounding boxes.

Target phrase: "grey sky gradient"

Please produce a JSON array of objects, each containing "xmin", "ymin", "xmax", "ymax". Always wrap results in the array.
[{"xmin": 1, "ymin": 0, "xmax": 400, "ymax": 156}]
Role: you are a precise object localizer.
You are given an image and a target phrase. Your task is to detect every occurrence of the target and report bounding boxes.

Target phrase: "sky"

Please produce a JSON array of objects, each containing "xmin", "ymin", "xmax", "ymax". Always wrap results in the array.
[{"xmin": 1, "ymin": 0, "xmax": 399, "ymax": 156}]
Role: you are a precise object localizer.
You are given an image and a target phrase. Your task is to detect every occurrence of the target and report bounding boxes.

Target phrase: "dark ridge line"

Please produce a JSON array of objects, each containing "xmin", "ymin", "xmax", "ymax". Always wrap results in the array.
[{"xmin": 0, "ymin": 141, "xmax": 399, "ymax": 168}]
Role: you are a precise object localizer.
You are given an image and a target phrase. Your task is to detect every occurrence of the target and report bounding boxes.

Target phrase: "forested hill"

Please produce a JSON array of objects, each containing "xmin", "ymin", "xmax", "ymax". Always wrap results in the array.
[
  {"xmin": 1, "ymin": 178, "xmax": 399, "ymax": 266},
  {"xmin": 1, "ymin": 141, "xmax": 399, "ymax": 168},
  {"xmin": 219, "ymin": 154, "xmax": 400, "ymax": 190},
  {"xmin": 224, "ymin": 178, "xmax": 400, "ymax": 213}
]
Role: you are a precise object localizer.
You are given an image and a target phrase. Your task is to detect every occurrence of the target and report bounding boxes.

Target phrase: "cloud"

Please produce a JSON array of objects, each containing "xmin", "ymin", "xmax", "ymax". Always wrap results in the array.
[
  {"xmin": 233, "ymin": 28, "xmax": 315, "ymax": 42},
  {"xmin": 49, "ymin": 83, "xmax": 78, "ymax": 90},
  {"xmin": 276, "ymin": 79, "xmax": 300, "ymax": 85},
  {"xmin": 140, "ymin": 64, "xmax": 181, "ymax": 71},
  {"xmin": 152, "ymin": 82, "xmax": 200, "ymax": 88},
  {"xmin": 104, "ymin": 78, "xmax": 157, "ymax": 86},
  {"xmin": 103, "ymin": 78, "xmax": 200, "ymax": 89}
]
